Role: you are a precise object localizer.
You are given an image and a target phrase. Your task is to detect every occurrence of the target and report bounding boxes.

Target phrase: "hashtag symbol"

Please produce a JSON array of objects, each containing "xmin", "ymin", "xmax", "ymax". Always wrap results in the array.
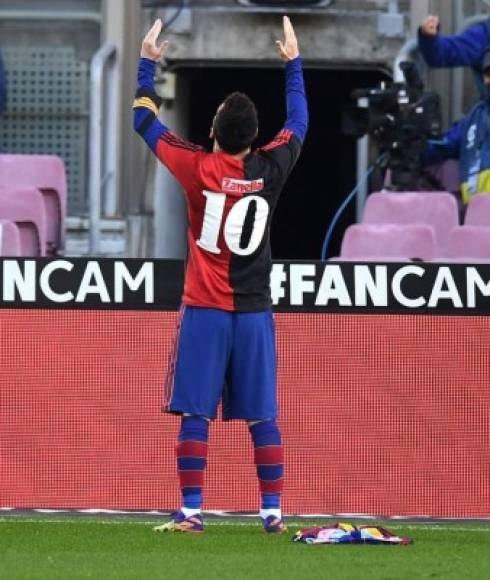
[{"xmin": 270, "ymin": 264, "xmax": 287, "ymax": 306}]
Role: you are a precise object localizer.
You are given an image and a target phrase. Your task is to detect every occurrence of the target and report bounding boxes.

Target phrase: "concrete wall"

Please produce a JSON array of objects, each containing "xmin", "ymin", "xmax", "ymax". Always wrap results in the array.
[
  {"xmin": 145, "ymin": 2, "xmax": 410, "ymax": 69},
  {"xmin": 0, "ymin": 0, "xmax": 101, "ymax": 61}
]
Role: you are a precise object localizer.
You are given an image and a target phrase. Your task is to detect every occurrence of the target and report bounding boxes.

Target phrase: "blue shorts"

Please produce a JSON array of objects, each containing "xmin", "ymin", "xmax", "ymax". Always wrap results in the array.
[{"xmin": 164, "ymin": 306, "xmax": 277, "ymax": 420}]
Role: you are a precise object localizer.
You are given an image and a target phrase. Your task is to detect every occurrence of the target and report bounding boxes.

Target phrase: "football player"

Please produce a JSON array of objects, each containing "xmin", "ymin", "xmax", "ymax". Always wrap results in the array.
[{"xmin": 134, "ymin": 15, "xmax": 308, "ymax": 534}]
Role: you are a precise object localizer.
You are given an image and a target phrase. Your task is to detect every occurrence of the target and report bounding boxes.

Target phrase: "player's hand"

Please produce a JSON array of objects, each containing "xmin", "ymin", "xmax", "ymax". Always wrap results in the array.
[
  {"xmin": 420, "ymin": 15, "xmax": 440, "ymax": 37},
  {"xmin": 276, "ymin": 16, "xmax": 300, "ymax": 62},
  {"xmin": 141, "ymin": 18, "xmax": 169, "ymax": 61}
]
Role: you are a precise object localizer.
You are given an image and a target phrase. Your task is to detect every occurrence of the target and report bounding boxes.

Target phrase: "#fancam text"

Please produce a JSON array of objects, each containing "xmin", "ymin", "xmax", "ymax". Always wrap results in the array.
[{"xmin": 271, "ymin": 263, "xmax": 490, "ymax": 310}]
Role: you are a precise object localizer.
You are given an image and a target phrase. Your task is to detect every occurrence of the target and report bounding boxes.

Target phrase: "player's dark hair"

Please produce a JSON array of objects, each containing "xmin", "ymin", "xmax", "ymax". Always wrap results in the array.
[{"xmin": 213, "ymin": 92, "xmax": 259, "ymax": 155}]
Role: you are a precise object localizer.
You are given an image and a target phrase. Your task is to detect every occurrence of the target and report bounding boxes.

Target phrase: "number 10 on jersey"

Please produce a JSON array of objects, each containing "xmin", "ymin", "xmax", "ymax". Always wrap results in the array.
[{"xmin": 196, "ymin": 190, "xmax": 270, "ymax": 256}]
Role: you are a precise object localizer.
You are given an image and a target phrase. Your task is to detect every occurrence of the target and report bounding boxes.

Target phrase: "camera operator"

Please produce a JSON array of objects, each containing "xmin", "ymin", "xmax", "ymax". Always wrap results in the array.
[
  {"xmin": 418, "ymin": 14, "xmax": 490, "ymax": 92},
  {"xmin": 423, "ymin": 48, "xmax": 490, "ymax": 205},
  {"xmin": 345, "ymin": 61, "xmax": 442, "ymax": 192}
]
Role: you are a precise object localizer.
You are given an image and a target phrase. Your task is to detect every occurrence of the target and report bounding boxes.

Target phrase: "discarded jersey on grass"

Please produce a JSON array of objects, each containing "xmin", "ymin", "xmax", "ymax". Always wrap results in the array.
[{"xmin": 293, "ymin": 522, "xmax": 412, "ymax": 545}]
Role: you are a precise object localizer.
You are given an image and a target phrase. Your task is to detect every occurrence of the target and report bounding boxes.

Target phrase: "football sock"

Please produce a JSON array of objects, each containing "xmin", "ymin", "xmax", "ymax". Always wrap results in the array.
[
  {"xmin": 181, "ymin": 507, "xmax": 201, "ymax": 518},
  {"xmin": 249, "ymin": 420, "xmax": 284, "ymax": 518},
  {"xmin": 259, "ymin": 508, "xmax": 282, "ymax": 520},
  {"xmin": 177, "ymin": 415, "xmax": 209, "ymax": 514}
]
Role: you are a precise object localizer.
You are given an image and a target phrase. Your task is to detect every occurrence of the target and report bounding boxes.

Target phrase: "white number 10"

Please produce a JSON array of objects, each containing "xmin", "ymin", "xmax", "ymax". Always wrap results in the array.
[{"xmin": 196, "ymin": 191, "xmax": 270, "ymax": 256}]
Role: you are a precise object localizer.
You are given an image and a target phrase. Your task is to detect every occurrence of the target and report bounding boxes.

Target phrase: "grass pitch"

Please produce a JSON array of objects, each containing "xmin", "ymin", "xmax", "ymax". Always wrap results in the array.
[{"xmin": 0, "ymin": 516, "xmax": 489, "ymax": 580}]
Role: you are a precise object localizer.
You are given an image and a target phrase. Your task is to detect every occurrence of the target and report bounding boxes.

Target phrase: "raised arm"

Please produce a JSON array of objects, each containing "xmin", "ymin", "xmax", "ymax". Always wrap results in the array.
[
  {"xmin": 276, "ymin": 16, "xmax": 308, "ymax": 143},
  {"xmin": 418, "ymin": 15, "xmax": 489, "ymax": 68},
  {"xmin": 133, "ymin": 19, "xmax": 202, "ymax": 189},
  {"xmin": 259, "ymin": 17, "xmax": 308, "ymax": 178}
]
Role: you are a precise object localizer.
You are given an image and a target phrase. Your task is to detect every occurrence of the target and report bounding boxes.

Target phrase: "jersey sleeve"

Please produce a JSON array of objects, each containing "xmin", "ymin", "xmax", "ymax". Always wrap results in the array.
[
  {"xmin": 418, "ymin": 22, "xmax": 489, "ymax": 68},
  {"xmin": 258, "ymin": 57, "xmax": 308, "ymax": 180},
  {"xmin": 133, "ymin": 58, "xmax": 203, "ymax": 191}
]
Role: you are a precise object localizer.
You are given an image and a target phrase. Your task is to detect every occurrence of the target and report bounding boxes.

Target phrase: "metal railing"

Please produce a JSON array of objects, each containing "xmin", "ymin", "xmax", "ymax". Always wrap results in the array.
[{"xmin": 89, "ymin": 43, "xmax": 119, "ymax": 255}]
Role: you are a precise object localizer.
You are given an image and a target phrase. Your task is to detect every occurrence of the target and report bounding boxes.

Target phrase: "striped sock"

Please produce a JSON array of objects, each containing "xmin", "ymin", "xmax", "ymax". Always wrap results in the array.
[
  {"xmin": 176, "ymin": 416, "xmax": 209, "ymax": 513},
  {"xmin": 249, "ymin": 420, "xmax": 284, "ymax": 516}
]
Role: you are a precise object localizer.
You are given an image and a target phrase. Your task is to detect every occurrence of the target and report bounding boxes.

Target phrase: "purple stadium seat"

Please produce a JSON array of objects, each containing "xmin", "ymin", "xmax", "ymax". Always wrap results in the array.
[
  {"xmin": 445, "ymin": 226, "xmax": 490, "ymax": 262},
  {"xmin": 426, "ymin": 160, "xmax": 460, "ymax": 195},
  {"xmin": 363, "ymin": 192, "xmax": 459, "ymax": 256},
  {"xmin": 464, "ymin": 194, "xmax": 490, "ymax": 226},
  {"xmin": 0, "ymin": 220, "xmax": 21, "ymax": 256},
  {"xmin": 339, "ymin": 223, "xmax": 436, "ymax": 262},
  {"xmin": 0, "ymin": 155, "xmax": 67, "ymax": 255},
  {"xmin": 0, "ymin": 187, "xmax": 47, "ymax": 256}
]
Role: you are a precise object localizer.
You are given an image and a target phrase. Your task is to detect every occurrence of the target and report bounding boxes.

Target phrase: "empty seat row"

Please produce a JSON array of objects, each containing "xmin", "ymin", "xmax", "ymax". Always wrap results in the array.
[
  {"xmin": 340, "ymin": 223, "xmax": 490, "ymax": 263},
  {"xmin": 446, "ymin": 226, "xmax": 490, "ymax": 262},
  {"xmin": 337, "ymin": 192, "xmax": 490, "ymax": 263},
  {"xmin": 464, "ymin": 194, "xmax": 490, "ymax": 227},
  {"xmin": 340, "ymin": 224, "xmax": 437, "ymax": 262},
  {"xmin": 0, "ymin": 155, "xmax": 67, "ymax": 257}
]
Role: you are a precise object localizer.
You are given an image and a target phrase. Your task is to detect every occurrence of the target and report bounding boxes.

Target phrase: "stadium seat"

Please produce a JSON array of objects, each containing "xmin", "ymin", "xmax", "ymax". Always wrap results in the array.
[
  {"xmin": 426, "ymin": 159, "xmax": 460, "ymax": 194},
  {"xmin": 0, "ymin": 219, "xmax": 21, "ymax": 256},
  {"xmin": 464, "ymin": 194, "xmax": 490, "ymax": 226},
  {"xmin": 444, "ymin": 226, "xmax": 490, "ymax": 262},
  {"xmin": 363, "ymin": 191, "xmax": 459, "ymax": 256},
  {"xmin": 0, "ymin": 187, "xmax": 47, "ymax": 256},
  {"xmin": 338, "ymin": 223, "xmax": 436, "ymax": 262},
  {"xmin": 0, "ymin": 154, "xmax": 67, "ymax": 255}
]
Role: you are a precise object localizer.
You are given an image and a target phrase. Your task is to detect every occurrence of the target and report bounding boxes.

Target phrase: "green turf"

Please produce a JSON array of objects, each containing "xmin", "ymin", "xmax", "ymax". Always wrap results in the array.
[{"xmin": 0, "ymin": 517, "xmax": 489, "ymax": 580}]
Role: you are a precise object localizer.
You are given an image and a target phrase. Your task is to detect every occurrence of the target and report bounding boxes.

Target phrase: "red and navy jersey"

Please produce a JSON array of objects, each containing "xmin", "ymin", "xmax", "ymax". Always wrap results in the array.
[{"xmin": 134, "ymin": 58, "xmax": 308, "ymax": 312}]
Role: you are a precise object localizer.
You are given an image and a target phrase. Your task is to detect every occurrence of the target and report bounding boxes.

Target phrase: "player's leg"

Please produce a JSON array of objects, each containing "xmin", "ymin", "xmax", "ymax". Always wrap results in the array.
[
  {"xmin": 155, "ymin": 414, "xmax": 209, "ymax": 533},
  {"xmin": 163, "ymin": 306, "xmax": 232, "ymax": 418},
  {"xmin": 224, "ymin": 310, "xmax": 287, "ymax": 533},
  {"xmin": 155, "ymin": 306, "xmax": 232, "ymax": 534},
  {"xmin": 248, "ymin": 419, "xmax": 286, "ymax": 534},
  {"xmin": 177, "ymin": 415, "xmax": 209, "ymax": 520}
]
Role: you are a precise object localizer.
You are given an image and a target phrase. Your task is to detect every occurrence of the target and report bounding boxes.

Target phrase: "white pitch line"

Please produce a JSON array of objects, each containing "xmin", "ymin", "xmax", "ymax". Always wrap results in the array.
[
  {"xmin": 0, "ymin": 518, "xmax": 257, "ymax": 527},
  {"xmin": 0, "ymin": 518, "xmax": 489, "ymax": 532}
]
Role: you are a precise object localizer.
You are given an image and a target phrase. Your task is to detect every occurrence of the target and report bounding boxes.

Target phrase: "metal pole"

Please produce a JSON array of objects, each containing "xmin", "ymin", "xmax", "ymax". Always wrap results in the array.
[
  {"xmin": 356, "ymin": 135, "xmax": 370, "ymax": 222},
  {"xmin": 103, "ymin": 58, "xmax": 119, "ymax": 217},
  {"xmin": 388, "ymin": 0, "xmax": 399, "ymax": 15},
  {"xmin": 393, "ymin": 38, "xmax": 421, "ymax": 82},
  {"xmin": 452, "ymin": 0, "xmax": 466, "ymax": 121},
  {"xmin": 89, "ymin": 43, "xmax": 117, "ymax": 255},
  {"xmin": 410, "ymin": 0, "xmax": 430, "ymax": 36},
  {"xmin": 103, "ymin": 0, "xmax": 142, "ymax": 220}
]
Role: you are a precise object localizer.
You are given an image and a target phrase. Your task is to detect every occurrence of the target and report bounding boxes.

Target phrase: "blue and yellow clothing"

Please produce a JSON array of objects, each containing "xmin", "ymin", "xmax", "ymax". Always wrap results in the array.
[
  {"xmin": 424, "ymin": 100, "xmax": 490, "ymax": 203},
  {"xmin": 418, "ymin": 20, "xmax": 490, "ymax": 93},
  {"xmin": 418, "ymin": 21, "xmax": 490, "ymax": 68}
]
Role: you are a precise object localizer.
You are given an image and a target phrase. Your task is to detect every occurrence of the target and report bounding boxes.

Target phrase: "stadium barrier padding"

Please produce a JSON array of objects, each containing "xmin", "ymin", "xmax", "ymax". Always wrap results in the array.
[{"xmin": 0, "ymin": 259, "xmax": 489, "ymax": 517}]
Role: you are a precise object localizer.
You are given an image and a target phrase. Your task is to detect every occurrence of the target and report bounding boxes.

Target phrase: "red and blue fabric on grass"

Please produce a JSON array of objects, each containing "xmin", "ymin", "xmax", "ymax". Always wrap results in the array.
[{"xmin": 293, "ymin": 523, "xmax": 413, "ymax": 545}]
